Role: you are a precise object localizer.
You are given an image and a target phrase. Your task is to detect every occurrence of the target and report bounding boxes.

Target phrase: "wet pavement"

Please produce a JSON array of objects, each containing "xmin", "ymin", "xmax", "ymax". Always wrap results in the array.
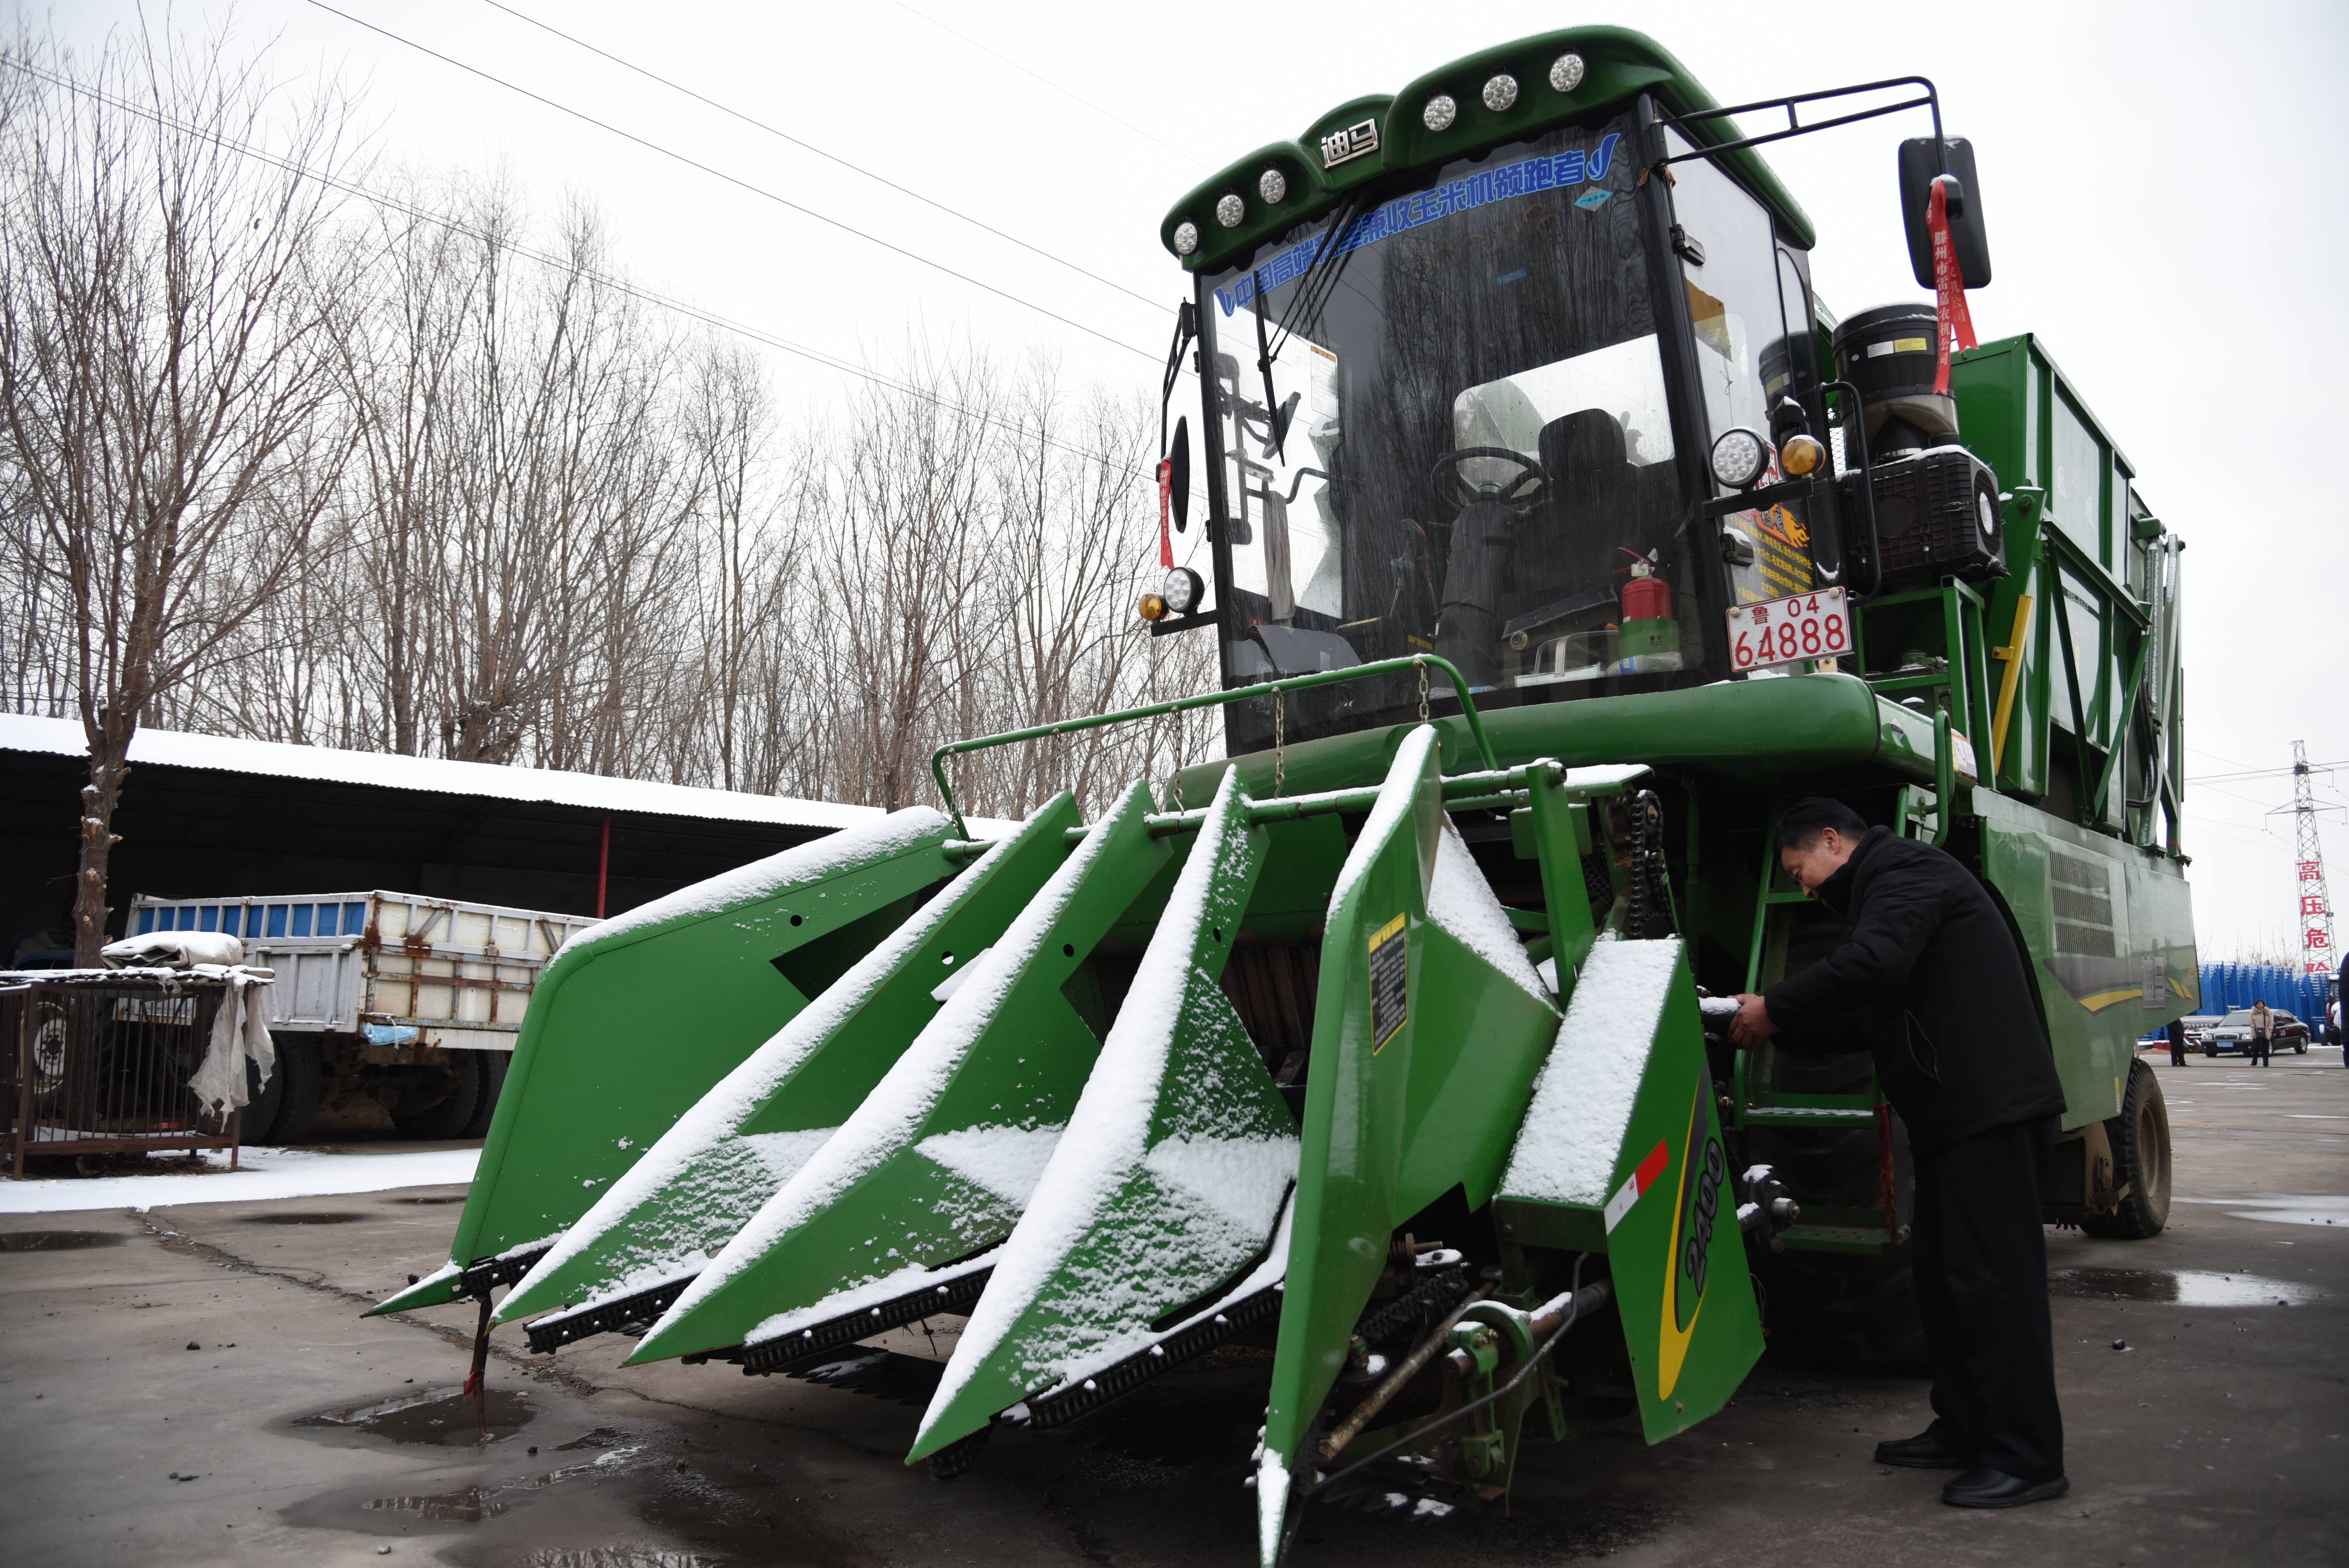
[{"xmin": 2, "ymin": 1047, "xmax": 2343, "ymax": 1566}]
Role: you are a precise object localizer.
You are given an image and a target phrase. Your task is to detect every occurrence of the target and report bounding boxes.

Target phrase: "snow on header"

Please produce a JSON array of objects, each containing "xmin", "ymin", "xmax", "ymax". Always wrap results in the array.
[
  {"xmin": 1326, "ymin": 725, "xmax": 1440, "ymax": 916},
  {"xmin": 573, "ymin": 807, "xmax": 950, "ymax": 947},
  {"xmin": 1425, "ymin": 819, "xmax": 1553, "ymax": 1005},
  {"xmin": 1500, "ymin": 938, "xmax": 1684, "ymax": 1207}
]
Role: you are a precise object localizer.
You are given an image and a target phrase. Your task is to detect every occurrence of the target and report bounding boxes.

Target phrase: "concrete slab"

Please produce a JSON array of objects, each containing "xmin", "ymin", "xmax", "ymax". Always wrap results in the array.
[{"xmin": 2, "ymin": 1051, "xmax": 2343, "ymax": 1566}]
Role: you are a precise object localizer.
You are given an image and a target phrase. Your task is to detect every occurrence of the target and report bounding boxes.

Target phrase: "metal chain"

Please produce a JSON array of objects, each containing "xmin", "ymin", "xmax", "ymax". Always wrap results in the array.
[
  {"xmin": 1415, "ymin": 655, "xmax": 1430, "ymax": 723},
  {"xmin": 1273, "ymin": 685, "xmax": 1286, "ymax": 798}
]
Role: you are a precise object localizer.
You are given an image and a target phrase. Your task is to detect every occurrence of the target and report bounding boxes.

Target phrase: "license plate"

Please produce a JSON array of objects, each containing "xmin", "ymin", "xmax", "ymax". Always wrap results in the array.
[{"xmin": 1726, "ymin": 587, "xmax": 1851, "ymax": 672}]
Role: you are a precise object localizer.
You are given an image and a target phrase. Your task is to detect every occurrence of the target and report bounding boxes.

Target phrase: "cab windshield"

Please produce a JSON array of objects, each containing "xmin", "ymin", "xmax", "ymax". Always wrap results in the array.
[{"xmin": 1197, "ymin": 109, "xmax": 1821, "ymax": 750}]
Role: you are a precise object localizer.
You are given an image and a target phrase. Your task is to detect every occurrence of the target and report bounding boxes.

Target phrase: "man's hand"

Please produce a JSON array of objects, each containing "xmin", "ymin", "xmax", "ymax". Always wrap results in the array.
[{"xmin": 1730, "ymin": 992, "xmax": 1779, "ymax": 1048}]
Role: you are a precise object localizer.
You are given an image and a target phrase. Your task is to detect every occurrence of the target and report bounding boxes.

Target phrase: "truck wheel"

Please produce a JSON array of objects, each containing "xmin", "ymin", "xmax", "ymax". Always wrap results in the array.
[
  {"xmin": 458, "ymin": 1052, "xmax": 508, "ymax": 1139},
  {"xmin": 2080, "ymin": 1058, "xmax": 2170, "ymax": 1240},
  {"xmin": 250, "ymin": 1037, "xmax": 323, "ymax": 1146},
  {"xmin": 391, "ymin": 1051, "xmax": 484, "ymax": 1140},
  {"xmin": 241, "ymin": 1053, "xmax": 286, "ymax": 1144}
]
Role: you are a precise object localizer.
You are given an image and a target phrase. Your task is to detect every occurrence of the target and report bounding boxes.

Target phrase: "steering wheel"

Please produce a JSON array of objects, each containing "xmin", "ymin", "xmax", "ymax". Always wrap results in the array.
[{"xmin": 1433, "ymin": 446, "xmax": 1547, "ymax": 509}]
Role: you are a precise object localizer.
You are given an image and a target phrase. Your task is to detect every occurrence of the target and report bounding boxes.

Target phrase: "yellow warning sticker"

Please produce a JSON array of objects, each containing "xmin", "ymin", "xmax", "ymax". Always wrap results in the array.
[{"xmin": 1368, "ymin": 913, "xmax": 1408, "ymax": 1052}]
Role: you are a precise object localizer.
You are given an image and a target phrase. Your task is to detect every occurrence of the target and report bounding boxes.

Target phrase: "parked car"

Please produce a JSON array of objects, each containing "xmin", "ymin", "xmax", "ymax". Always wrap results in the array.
[
  {"xmin": 2176, "ymin": 1013, "xmax": 2224, "ymax": 1050},
  {"xmin": 2203, "ymin": 1007, "xmax": 2311, "ymax": 1056}
]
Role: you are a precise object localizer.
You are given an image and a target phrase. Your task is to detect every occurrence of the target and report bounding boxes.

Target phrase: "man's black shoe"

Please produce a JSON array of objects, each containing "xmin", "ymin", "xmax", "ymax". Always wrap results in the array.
[
  {"xmin": 1873, "ymin": 1431, "xmax": 1975, "ymax": 1469},
  {"xmin": 1941, "ymin": 1467, "xmax": 2070, "ymax": 1508}
]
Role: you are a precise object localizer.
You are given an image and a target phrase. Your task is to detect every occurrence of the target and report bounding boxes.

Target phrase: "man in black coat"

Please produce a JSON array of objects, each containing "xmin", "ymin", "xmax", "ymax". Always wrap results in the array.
[{"xmin": 1730, "ymin": 797, "xmax": 2070, "ymax": 1509}]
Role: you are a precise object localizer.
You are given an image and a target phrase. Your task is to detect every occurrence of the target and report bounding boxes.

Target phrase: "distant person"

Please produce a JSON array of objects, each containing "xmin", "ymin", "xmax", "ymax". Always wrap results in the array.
[
  {"xmin": 1731, "ymin": 797, "xmax": 2069, "ymax": 1509},
  {"xmin": 2250, "ymin": 1000, "xmax": 2274, "ymax": 1067},
  {"xmin": 2167, "ymin": 1017, "xmax": 2188, "ymax": 1067}
]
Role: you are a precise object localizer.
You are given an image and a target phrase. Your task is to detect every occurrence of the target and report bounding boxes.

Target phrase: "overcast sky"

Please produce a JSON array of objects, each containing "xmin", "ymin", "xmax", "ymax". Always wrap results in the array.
[{"xmin": 35, "ymin": 0, "xmax": 2349, "ymax": 965}]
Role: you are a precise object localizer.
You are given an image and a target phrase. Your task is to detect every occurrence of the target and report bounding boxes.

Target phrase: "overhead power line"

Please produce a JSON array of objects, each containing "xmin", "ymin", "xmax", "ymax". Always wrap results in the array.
[
  {"xmin": 0, "ymin": 55, "xmax": 1150, "ymax": 478},
  {"xmin": 2186, "ymin": 762, "xmax": 2349, "ymax": 785},
  {"xmin": 478, "ymin": 0, "xmax": 1164, "ymax": 312},
  {"xmin": 883, "ymin": 0, "xmax": 1205, "ymax": 171},
  {"xmin": 305, "ymin": 0, "xmax": 1157, "ymax": 363}
]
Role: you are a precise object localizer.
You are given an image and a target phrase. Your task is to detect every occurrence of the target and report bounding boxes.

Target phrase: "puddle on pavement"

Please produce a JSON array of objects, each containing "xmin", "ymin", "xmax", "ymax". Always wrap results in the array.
[
  {"xmin": 0, "ymin": 1229, "xmax": 125, "ymax": 1251},
  {"xmin": 247, "ymin": 1210, "xmax": 371, "ymax": 1225},
  {"xmin": 520, "ymin": 1554, "xmax": 718, "ymax": 1568},
  {"xmin": 369, "ymin": 1486, "xmax": 512, "ymax": 1522},
  {"xmin": 2049, "ymin": 1267, "xmax": 2319, "ymax": 1306},
  {"xmin": 296, "ymin": 1385, "xmax": 539, "ymax": 1445},
  {"xmin": 2175, "ymin": 1194, "xmax": 2349, "ymax": 1228},
  {"xmin": 394, "ymin": 1196, "xmax": 467, "ymax": 1205}
]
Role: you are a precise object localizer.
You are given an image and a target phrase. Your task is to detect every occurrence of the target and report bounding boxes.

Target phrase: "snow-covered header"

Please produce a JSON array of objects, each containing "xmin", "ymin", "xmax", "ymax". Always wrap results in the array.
[{"xmin": 0, "ymin": 713, "xmax": 880, "ymax": 831}]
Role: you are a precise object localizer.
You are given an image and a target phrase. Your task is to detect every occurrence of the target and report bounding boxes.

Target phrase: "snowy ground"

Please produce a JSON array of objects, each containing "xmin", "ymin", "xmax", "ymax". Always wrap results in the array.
[{"xmin": 0, "ymin": 1142, "xmax": 478, "ymax": 1213}]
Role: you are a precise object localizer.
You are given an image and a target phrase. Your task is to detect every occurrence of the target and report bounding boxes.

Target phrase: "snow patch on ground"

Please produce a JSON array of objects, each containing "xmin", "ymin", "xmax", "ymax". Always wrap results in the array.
[
  {"xmin": 1500, "ymin": 938, "xmax": 1682, "ymax": 1206},
  {"xmin": 1426, "ymin": 818, "xmax": 1553, "ymax": 1005},
  {"xmin": 571, "ymin": 807, "xmax": 948, "ymax": 948},
  {"xmin": 0, "ymin": 1144, "xmax": 477, "ymax": 1213}
]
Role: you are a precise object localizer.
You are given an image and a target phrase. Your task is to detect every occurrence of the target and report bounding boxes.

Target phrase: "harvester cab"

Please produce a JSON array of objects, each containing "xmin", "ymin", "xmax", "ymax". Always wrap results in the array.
[{"xmin": 376, "ymin": 27, "xmax": 2194, "ymax": 1565}]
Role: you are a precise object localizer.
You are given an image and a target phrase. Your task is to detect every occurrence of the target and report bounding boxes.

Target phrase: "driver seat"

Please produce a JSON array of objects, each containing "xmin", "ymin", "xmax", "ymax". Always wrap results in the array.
[{"xmin": 1519, "ymin": 408, "xmax": 1641, "ymax": 611}]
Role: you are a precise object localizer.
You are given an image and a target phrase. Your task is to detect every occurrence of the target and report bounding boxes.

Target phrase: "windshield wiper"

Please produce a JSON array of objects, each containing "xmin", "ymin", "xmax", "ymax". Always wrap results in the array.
[{"xmin": 1251, "ymin": 192, "xmax": 1369, "ymax": 461}]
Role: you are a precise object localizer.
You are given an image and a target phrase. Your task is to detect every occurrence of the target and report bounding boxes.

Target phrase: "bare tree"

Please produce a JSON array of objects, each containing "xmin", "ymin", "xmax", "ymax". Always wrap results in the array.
[
  {"xmin": 0, "ymin": 20, "xmax": 362, "ymax": 960},
  {"xmin": 0, "ymin": 21, "xmax": 1219, "ymax": 900}
]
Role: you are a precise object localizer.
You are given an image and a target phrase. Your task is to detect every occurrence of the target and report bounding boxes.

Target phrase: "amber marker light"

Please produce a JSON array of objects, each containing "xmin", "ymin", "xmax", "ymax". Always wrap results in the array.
[
  {"xmin": 1137, "ymin": 593, "xmax": 1167, "ymax": 622},
  {"xmin": 1780, "ymin": 433, "xmax": 1827, "ymax": 478}
]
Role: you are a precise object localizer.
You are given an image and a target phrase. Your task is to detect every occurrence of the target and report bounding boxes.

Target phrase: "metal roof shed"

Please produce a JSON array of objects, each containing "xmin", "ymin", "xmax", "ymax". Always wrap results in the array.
[{"xmin": 0, "ymin": 715, "xmax": 883, "ymax": 948}]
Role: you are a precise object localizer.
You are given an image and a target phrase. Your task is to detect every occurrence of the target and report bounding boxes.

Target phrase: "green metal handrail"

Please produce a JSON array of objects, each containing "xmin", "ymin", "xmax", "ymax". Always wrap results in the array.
[{"xmin": 927, "ymin": 654, "xmax": 1498, "ymax": 839}]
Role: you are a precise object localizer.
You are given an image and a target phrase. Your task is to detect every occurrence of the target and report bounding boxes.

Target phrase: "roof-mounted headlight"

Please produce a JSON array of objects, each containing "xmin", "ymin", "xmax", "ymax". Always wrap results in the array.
[
  {"xmin": 1709, "ymin": 428, "xmax": 1770, "ymax": 490},
  {"xmin": 1172, "ymin": 221, "xmax": 1199, "ymax": 256},
  {"xmin": 1161, "ymin": 567, "xmax": 1205, "ymax": 617},
  {"xmin": 1215, "ymin": 194, "xmax": 1244, "ymax": 228},
  {"xmin": 1258, "ymin": 168, "xmax": 1287, "ymax": 205},
  {"xmin": 1549, "ymin": 52, "xmax": 1587, "ymax": 94},
  {"xmin": 1422, "ymin": 93, "xmax": 1457, "ymax": 132},
  {"xmin": 1482, "ymin": 74, "xmax": 1518, "ymax": 112}
]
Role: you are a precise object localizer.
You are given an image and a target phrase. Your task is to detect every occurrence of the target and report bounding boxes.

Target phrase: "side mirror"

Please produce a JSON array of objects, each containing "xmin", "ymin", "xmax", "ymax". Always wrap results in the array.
[
  {"xmin": 1898, "ymin": 137, "xmax": 1991, "ymax": 289},
  {"xmin": 1169, "ymin": 415, "xmax": 1191, "ymax": 533}
]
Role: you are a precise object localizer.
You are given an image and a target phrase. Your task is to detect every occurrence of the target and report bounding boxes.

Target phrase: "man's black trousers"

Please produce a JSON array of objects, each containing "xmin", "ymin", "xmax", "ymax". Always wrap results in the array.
[{"xmin": 1911, "ymin": 1115, "xmax": 2065, "ymax": 1481}]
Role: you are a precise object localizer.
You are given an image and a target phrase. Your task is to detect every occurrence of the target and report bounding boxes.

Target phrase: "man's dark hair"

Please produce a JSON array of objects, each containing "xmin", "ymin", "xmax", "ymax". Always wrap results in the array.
[{"xmin": 1777, "ymin": 796, "xmax": 1868, "ymax": 852}]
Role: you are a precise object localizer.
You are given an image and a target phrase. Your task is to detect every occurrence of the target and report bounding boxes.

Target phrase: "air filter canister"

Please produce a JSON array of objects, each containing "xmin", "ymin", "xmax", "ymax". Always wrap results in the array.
[{"xmin": 1832, "ymin": 302, "xmax": 1957, "ymax": 451}]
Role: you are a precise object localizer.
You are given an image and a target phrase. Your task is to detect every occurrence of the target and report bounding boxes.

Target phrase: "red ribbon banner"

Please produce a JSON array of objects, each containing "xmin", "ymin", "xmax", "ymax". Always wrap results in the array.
[
  {"xmin": 1928, "ymin": 178, "xmax": 1978, "ymax": 395},
  {"xmin": 1155, "ymin": 458, "xmax": 1175, "ymax": 568}
]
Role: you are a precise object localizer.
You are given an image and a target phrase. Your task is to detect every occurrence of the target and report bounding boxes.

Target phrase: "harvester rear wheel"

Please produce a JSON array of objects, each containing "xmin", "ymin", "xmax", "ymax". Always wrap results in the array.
[{"xmin": 2080, "ymin": 1059, "xmax": 2170, "ymax": 1240}]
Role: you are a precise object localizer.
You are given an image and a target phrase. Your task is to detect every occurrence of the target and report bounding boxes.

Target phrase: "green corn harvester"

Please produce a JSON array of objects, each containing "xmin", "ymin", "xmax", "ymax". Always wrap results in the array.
[{"xmin": 374, "ymin": 27, "xmax": 2196, "ymax": 1561}]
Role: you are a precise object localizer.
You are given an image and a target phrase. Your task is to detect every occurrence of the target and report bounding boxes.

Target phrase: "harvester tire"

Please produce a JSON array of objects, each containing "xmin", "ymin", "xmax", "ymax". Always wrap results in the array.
[
  {"xmin": 392, "ymin": 1051, "xmax": 485, "ymax": 1141},
  {"xmin": 2080, "ymin": 1058, "xmax": 2170, "ymax": 1240},
  {"xmin": 247, "ymin": 1036, "xmax": 323, "ymax": 1146}
]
